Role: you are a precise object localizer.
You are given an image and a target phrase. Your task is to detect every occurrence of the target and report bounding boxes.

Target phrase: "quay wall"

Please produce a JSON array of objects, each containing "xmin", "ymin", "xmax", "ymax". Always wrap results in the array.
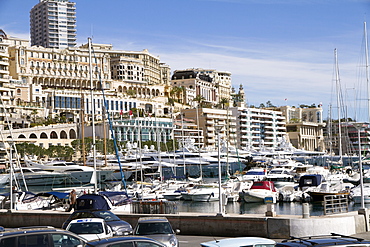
[{"xmin": 0, "ymin": 210, "xmax": 367, "ymax": 239}]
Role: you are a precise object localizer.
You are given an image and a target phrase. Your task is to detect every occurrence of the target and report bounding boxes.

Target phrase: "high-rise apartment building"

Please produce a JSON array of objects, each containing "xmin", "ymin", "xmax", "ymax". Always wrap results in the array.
[
  {"xmin": 30, "ymin": 0, "xmax": 77, "ymax": 49},
  {"xmin": 230, "ymin": 106, "xmax": 287, "ymax": 150}
]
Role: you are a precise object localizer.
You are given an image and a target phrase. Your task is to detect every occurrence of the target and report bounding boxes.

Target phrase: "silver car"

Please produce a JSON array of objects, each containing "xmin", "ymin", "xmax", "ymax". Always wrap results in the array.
[
  {"xmin": 134, "ymin": 217, "xmax": 180, "ymax": 247},
  {"xmin": 201, "ymin": 237, "xmax": 276, "ymax": 247}
]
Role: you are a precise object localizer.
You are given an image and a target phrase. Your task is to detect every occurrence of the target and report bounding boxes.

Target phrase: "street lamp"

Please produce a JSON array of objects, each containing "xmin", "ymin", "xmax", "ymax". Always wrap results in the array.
[
  {"xmin": 215, "ymin": 120, "xmax": 224, "ymax": 216},
  {"xmin": 353, "ymin": 122, "xmax": 367, "ymax": 211}
]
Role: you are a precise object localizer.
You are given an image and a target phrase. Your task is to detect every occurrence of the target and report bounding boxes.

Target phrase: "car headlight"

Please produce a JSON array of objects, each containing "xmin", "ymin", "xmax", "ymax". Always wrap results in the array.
[{"xmin": 169, "ymin": 235, "xmax": 178, "ymax": 247}]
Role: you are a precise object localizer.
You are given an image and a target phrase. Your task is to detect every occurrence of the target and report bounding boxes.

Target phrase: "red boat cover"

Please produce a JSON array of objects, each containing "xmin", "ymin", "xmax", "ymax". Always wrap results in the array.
[{"xmin": 250, "ymin": 181, "xmax": 276, "ymax": 192}]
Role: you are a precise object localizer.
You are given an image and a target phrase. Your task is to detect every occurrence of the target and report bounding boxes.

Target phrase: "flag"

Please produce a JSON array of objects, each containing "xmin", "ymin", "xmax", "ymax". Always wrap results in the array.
[
  {"xmin": 129, "ymin": 110, "xmax": 133, "ymax": 115},
  {"xmin": 120, "ymin": 110, "xmax": 123, "ymax": 115}
]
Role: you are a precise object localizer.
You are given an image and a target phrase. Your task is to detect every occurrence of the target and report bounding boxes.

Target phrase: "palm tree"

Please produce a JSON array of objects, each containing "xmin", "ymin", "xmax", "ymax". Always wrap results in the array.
[
  {"xmin": 193, "ymin": 95, "xmax": 205, "ymax": 108},
  {"xmin": 170, "ymin": 86, "xmax": 185, "ymax": 103},
  {"xmin": 219, "ymin": 98, "xmax": 229, "ymax": 109},
  {"xmin": 31, "ymin": 109, "xmax": 38, "ymax": 123}
]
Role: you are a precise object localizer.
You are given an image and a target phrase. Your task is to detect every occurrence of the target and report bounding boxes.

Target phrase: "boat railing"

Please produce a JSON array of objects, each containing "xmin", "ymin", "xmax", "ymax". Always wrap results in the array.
[
  {"xmin": 323, "ymin": 194, "xmax": 349, "ymax": 215},
  {"xmin": 131, "ymin": 200, "xmax": 178, "ymax": 214}
]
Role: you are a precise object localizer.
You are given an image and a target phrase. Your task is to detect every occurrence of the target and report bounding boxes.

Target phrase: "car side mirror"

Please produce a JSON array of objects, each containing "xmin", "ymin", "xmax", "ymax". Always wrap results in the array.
[{"xmin": 175, "ymin": 229, "xmax": 180, "ymax": 234}]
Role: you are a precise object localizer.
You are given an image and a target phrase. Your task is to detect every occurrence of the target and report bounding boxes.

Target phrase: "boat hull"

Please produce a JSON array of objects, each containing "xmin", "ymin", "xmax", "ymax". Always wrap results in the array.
[
  {"xmin": 190, "ymin": 192, "xmax": 219, "ymax": 202},
  {"xmin": 241, "ymin": 190, "xmax": 277, "ymax": 203}
]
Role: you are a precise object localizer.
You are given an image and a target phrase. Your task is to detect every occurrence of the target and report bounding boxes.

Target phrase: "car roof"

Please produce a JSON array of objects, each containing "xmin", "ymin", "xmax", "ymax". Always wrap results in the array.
[
  {"xmin": 138, "ymin": 217, "xmax": 169, "ymax": 223},
  {"xmin": 0, "ymin": 227, "xmax": 80, "ymax": 238},
  {"xmin": 73, "ymin": 209, "xmax": 110, "ymax": 213},
  {"xmin": 201, "ymin": 237, "xmax": 276, "ymax": 247},
  {"xmin": 86, "ymin": 235, "xmax": 166, "ymax": 245},
  {"xmin": 277, "ymin": 234, "xmax": 370, "ymax": 247},
  {"xmin": 70, "ymin": 218, "xmax": 105, "ymax": 224}
]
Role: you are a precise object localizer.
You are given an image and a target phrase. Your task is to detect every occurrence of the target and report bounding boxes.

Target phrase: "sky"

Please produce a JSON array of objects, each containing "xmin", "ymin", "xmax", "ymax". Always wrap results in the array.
[{"xmin": 1, "ymin": 0, "xmax": 370, "ymax": 121}]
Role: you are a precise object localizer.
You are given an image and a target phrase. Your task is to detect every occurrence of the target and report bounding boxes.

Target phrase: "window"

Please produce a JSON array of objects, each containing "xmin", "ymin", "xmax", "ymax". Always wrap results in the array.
[
  {"xmin": 0, "ymin": 237, "xmax": 16, "ymax": 247},
  {"xmin": 51, "ymin": 233, "xmax": 83, "ymax": 247},
  {"xmin": 136, "ymin": 241, "xmax": 163, "ymax": 247},
  {"xmin": 109, "ymin": 242, "xmax": 135, "ymax": 247},
  {"xmin": 16, "ymin": 234, "xmax": 49, "ymax": 247}
]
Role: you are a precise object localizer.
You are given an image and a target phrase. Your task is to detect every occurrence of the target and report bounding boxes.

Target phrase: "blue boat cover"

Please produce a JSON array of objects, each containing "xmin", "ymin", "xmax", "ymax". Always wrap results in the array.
[
  {"xmin": 298, "ymin": 174, "xmax": 323, "ymax": 188},
  {"xmin": 76, "ymin": 194, "xmax": 111, "ymax": 210},
  {"xmin": 99, "ymin": 191, "xmax": 131, "ymax": 206},
  {"xmin": 37, "ymin": 191, "xmax": 69, "ymax": 199}
]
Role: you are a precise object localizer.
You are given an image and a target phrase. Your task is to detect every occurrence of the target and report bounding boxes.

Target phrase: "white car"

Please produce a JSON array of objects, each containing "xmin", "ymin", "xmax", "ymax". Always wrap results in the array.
[
  {"xmin": 200, "ymin": 237, "xmax": 276, "ymax": 247},
  {"xmin": 66, "ymin": 218, "xmax": 113, "ymax": 241}
]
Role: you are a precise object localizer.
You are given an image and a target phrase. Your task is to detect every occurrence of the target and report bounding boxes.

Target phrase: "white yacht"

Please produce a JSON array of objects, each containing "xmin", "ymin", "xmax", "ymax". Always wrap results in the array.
[
  {"xmin": 240, "ymin": 181, "xmax": 278, "ymax": 203},
  {"xmin": 265, "ymin": 167, "xmax": 295, "ymax": 188},
  {"xmin": 242, "ymin": 167, "xmax": 267, "ymax": 181},
  {"xmin": 186, "ymin": 183, "xmax": 223, "ymax": 202}
]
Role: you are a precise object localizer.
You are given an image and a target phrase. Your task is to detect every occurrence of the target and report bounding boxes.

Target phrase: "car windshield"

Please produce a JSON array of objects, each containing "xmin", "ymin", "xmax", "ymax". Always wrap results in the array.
[
  {"xmin": 136, "ymin": 222, "xmax": 173, "ymax": 235},
  {"xmin": 93, "ymin": 211, "xmax": 121, "ymax": 222},
  {"xmin": 68, "ymin": 222, "xmax": 104, "ymax": 234}
]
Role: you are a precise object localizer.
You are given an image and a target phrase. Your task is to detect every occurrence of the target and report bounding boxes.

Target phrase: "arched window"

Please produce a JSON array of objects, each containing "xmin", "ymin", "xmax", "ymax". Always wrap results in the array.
[{"xmin": 50, "ymin": 131, "xmax": 58, "ymax": 139}]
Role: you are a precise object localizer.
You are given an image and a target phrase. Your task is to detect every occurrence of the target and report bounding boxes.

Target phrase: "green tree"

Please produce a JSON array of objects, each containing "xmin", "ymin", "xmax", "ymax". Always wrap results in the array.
[
  {"xmin": 266, "ymin": 101, "xmax": 275, "ymax": 107},
  {"xmin": 47, "ymin": 145, "xmax": 74, "ymax": 161},
  {"xmin": 193, "ymin": 95, "xmax": 205, "ymax": 108},
  {"xmin": 219, "ymin": 98, "xmax": 229, "ymax": 109},
  {"xmin": 31, "ymin": 109, "xmax": 38, "ymax": 123}
]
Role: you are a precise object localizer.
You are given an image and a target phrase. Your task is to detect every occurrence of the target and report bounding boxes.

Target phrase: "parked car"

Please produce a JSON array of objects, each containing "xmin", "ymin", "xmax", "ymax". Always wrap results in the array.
[
  {"xmin": 276, "ymin": 233, "xmax": 370, "ymax": 247},
  {"xmin": 0, "ymin": 227, "xmax": 87, "ymax": 247},
  {"xmin": 133, "ymin": 217, "xmax": 180, "ymax": 247},
  {"xmin": 62, "ymin": 209, "xmax": 133, "ymax": 235},
  {"xmin": 201, "ymin": 236, "xmax": 276, "ymax": 247},
  {"xmin": 66, "ymin": 218, "xmax": 113, "ymax": 241},
  {"xmin": 86, "ymin": 236, "xmax": 167, "ymax": 247}
]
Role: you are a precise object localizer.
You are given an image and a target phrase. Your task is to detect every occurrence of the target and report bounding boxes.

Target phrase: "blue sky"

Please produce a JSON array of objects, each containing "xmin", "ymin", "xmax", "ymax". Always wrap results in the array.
[{"xmin": 1, "ymin": 0, "xmax": 370, "ymax": 121}]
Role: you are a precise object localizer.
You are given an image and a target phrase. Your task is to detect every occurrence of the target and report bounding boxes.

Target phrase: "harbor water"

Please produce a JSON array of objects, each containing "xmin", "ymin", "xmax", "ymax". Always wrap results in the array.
[{"xmin": 6, "ymin": 183, "xmax": 367, "ymax": 217}]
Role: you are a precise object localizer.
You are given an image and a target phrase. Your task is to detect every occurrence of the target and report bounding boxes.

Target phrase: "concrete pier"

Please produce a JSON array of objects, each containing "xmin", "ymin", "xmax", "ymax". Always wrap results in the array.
[{"xmin": 0, "ymin": 209, "xmax": 368, "ymax": 239}]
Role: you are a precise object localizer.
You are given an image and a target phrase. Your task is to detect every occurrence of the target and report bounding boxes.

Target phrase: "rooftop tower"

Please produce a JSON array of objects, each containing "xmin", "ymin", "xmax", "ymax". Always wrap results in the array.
[{"xmin": 30, "ymin": 0, "xmax": 76, "ymax": 49}]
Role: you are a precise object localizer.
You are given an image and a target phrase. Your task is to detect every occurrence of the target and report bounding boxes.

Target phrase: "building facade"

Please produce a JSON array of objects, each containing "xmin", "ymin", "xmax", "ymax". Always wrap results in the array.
[
  {"xmin": 231, "ymin": 106, "xmax": 287, "ymax": 150},
  {"xmin": 30, "ymin": 0, "xmax": 77, "ymax": 49},
  {"xmin": 171, "ymin": 68, "xmax": 232, "ymax": 107},
  {"xmin": 182, "ymin": 108, "xmax": 237, "ymax": 150},
  {"xmin": 6, "ymin": 38, "xmax": 171, "ymax": 124},
  {"xmin": 279, "ymin": 106, "xmax": 325, "ymax": 151}
]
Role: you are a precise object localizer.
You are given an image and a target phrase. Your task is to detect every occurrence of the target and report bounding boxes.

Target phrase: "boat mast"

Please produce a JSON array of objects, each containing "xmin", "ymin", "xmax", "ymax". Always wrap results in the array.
[
  {"xmin": 365, "ymin": 22, "xmax": 370, "ymax": 123},
  {"xmin": 155, "ymin": 106, "xmax": 163, "ymax": 182},
  {"xmin": 335, "ymin": 48, "xmax": 343, "ymax": 159},
  {"xmin": 81, "ymin": 93, "xmax": 86, "ymax": 166},
  {"xmin": 196, "ymin": 101, "xmax": 202, "ymax": 180},
  {"xmin": 88, "ymin": 37, "xmax": 98, "ymax": 194}
]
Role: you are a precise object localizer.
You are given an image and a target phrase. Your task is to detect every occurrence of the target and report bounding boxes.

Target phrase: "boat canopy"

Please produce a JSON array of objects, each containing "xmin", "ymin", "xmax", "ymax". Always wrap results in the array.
[
  {"xmin": 99, "ymin": 191, "xmax": 131, "ymax": 206},
  {"xmin": 298, "ymin": 174, "xmax": 323, "ymax": 188},
  {"xmin": 250, "ymin": 181, "xmax": 276, "ymax": 191},
  {"xmin": 76, "ymin": 194, "xmax": 111, "ymax": 210}
]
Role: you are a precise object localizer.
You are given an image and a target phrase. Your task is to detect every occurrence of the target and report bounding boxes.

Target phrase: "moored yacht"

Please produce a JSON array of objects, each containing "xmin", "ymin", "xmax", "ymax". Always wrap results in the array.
[{"xmin": 240, "ymin": 181, "xmax": 278, "ymax": 203}]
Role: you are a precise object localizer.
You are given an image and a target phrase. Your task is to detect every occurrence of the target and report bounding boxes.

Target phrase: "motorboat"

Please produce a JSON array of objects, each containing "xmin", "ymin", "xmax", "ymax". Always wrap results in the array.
[
  {"xmin": 239, "ymin": 181, "xmax": 278, "ymax": 203},
  {"xmin": 265, "ymin": 167, "xmax": 295, "ymax": 188},
  {"xmin": 187, "ymin": 184, "xmax": 223, "ymax": 202},
  {"xmin": 277, "ymin": 184, "xmax": 302, "ymax": 202},
  {"xmin": 0, "ymin": 191, "xmax": 49, "ymax": 210},
  {"xmin": 25, "ymin": 159, "xmax": 95, "ymax": 183},
  {"xmin": 242, "ymin": 167, "xmax": 267, "ymax": 181},
  {"xmin": 298, "ymin": 174, "xmax": 352, "ymax": 202},
  {"xmin": 14, "ymin": 167, "xmax": 70, "ymax": 186},
  {"xmin": 222, "ymin": 179, "xmax": 252, "ymax": 202},
  {"xmin": 350, "ymin": 183, "xmax": 370, "ymax": 204}
]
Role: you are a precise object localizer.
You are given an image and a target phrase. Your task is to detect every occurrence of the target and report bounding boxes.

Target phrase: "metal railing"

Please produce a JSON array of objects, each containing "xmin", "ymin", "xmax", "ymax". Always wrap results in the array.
[
  {"xmin": 323, "ymin": 194, "xmax": 349, "ymax": 215},
  {"xmin": 131, "ymin": 200, "xmax": 178, "ymax": 214}
]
